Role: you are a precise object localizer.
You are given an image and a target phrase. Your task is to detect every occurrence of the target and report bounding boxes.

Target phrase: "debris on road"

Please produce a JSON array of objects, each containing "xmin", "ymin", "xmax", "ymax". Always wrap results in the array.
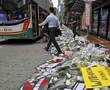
[{"xmin": 20, "ymin": 26, "xmax": 110, "ymax": 90}]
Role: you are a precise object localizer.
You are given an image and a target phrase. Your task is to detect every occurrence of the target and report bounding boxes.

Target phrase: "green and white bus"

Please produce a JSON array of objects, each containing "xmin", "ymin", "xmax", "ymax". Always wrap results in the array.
[{"xmin": 0, "ymin": 0, "xmax": 48, "ymax": 41}]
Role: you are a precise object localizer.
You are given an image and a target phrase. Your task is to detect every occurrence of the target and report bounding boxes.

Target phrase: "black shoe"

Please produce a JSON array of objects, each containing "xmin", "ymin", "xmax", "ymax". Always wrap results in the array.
[{"xmin": 55, "ymin": 51, "xmax": 63, "ymax": 56}]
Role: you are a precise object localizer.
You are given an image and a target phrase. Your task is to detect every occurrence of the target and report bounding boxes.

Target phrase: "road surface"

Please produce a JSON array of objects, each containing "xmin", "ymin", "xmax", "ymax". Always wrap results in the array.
[{"xmin": 0, "ymin": 40, "xmax": 52, "ymax": 90}]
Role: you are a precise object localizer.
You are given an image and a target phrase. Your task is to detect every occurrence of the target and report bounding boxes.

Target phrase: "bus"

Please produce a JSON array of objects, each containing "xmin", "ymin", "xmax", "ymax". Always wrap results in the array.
[{"xmin": 0, "ymin": 0, "xmax": 49, "ymax": 41}]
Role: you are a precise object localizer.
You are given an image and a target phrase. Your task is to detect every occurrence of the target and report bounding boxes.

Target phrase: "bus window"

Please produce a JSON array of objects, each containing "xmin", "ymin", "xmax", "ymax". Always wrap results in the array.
[{"xmin": 0, "ymin": 6, "xmax": 7, "ymax": 22}]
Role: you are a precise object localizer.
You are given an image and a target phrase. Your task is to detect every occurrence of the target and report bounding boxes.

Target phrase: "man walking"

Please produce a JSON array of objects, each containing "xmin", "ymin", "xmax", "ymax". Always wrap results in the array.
[{"xmin": 39, "ymin": 7, "xmax": 62, "ymax": 55}]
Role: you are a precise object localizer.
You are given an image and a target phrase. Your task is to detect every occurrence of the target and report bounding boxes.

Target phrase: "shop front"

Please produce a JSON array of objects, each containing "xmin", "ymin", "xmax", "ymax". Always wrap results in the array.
[{"xmin": 91, "ymin": 0, "xmax": 110, "ymax": 40}]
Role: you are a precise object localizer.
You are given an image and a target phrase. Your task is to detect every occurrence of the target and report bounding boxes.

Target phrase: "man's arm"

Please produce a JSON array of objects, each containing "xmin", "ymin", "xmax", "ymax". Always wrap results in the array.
[{"xmin": 39, "ymin": 16, "xmax": 49, "ymax": 26}]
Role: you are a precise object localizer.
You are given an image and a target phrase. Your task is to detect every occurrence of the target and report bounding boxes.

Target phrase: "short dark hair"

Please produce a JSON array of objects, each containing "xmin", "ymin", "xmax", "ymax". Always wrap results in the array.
[{"xmin": 49, "ymin": 7, "xmax": 54, "ymax": 13}]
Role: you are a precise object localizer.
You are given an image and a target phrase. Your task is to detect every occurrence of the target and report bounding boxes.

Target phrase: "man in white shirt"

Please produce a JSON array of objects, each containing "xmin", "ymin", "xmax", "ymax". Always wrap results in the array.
[{"xmin": 39, "ymin": 7, "xmax": 62, "ymax": 55}]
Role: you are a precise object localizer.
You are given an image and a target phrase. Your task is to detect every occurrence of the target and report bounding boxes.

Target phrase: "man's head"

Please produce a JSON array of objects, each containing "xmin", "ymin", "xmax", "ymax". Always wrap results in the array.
[{"xmin": 49, "ymin": 7, "xmax": 54, "ymax": 13}]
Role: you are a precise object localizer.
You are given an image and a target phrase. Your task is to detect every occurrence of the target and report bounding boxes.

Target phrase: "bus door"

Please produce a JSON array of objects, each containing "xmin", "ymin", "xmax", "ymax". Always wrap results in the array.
[
  {"xmin": 31, "ymin": 2, "xmax": 39, "ymax": 37},
  {"xmin": 38, "ymin": 7, "xmax": 49, "ymax": 36}
]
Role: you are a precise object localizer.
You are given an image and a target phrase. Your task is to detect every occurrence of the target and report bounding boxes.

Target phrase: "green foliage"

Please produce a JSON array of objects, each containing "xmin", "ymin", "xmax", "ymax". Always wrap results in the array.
[
  {"xmin": 66, "ymin": 0, "xmax": 85, "ymax": 13},
  {"xmin": 71, "ymin": 0, "xmax": 85, "ymax": 13},
  {"xmin": 67, "ymin": 0, "xmax": 76, "ymax": 9}
]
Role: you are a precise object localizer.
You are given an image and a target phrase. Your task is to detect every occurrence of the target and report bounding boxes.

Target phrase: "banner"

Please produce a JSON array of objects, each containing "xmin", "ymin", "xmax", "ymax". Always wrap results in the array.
[
  {"xmin": 81, "ymin": 66, "xmax": 110, "ymax": 89},
  {"xmin": 0, "ymin": 19, "xmax": 30, "ymax": 35}
]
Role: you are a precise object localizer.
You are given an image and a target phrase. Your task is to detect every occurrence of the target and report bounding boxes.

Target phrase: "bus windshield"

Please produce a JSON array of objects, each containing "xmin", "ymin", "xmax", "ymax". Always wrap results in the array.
[{"xmin": 0, "ymin": 4, "xmax": 30, "ymax": 22}]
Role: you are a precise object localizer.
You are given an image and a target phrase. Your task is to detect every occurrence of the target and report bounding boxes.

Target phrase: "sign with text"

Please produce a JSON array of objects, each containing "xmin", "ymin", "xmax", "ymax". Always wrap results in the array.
[
  {"xmin": 81, "ymin": 66, "xmax": 110, "ymax": 89},
  {"xmin": 0, "ymin": 24, "xmax": 23, "ymax": 32},
  {"xmin": 0, "ymin": 19, "xmax": 30, "ymax": 35}
]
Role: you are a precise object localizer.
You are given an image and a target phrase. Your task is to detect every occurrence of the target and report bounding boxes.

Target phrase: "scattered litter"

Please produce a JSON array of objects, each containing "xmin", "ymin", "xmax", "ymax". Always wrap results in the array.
[{"xmin": 20, "ymin": 26, "xmax": 110, "ymax": 90}]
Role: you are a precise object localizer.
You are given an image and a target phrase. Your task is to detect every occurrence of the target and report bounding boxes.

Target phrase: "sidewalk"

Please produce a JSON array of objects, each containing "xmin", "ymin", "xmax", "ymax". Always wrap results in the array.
[
  {"xmin": 63, "ymin": 26, "xmax": 110, "ymax": 48},
  {"xmin": 87, "ymin": 35, "xmax": 110, "ymax": 48}
]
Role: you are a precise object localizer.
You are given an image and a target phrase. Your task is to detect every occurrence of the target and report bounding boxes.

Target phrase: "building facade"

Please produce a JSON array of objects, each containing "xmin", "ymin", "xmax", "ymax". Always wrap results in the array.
[{"xmin": 91, "ymin": 0, "xmax": 110, "ymax": 40}]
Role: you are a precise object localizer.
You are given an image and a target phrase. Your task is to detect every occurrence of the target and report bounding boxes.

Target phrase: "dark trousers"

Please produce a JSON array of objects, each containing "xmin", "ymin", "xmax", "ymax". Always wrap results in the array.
[
  {"xmin": 46, "ymin": 27, "xmax": 62, "ymax": 53},
  {"xmin": 35, "ymin": 29, "xmax": 48, "ymax": 41},
  {"xmin": 72, "ymin": 27, "xmax": 79, "ymax": 38},
  {"xmin": 72, "ymin": 29, "xmax": 77, "ymax": 38}
]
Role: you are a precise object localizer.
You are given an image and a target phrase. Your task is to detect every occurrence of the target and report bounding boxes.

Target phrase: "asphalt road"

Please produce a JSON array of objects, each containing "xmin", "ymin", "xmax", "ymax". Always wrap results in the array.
[{"xmin": 0, "ymin": 40, "xmax": 52, "ymax": 90}]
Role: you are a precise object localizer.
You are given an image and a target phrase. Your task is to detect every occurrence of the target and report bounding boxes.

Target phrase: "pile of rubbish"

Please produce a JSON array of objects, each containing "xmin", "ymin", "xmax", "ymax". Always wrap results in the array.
[{"xmin": 20, "ymin": 26, "xmax": 110, "ymax": 90}]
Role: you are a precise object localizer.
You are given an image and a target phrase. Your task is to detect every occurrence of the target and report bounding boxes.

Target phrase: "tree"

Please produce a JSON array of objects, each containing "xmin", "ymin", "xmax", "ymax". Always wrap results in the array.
[{"xmin": 67, "ymin": 0, "xmax": 85, "ymax": 14}]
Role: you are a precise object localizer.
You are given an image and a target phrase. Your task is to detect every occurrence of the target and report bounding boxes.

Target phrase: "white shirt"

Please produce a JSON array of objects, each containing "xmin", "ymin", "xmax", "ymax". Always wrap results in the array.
[{"xmin": 40, "ymin": 13, "xmax": 60, "ymax": 28}]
